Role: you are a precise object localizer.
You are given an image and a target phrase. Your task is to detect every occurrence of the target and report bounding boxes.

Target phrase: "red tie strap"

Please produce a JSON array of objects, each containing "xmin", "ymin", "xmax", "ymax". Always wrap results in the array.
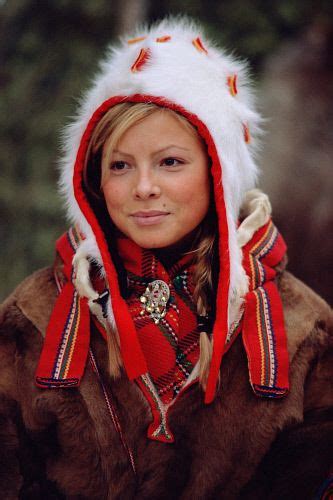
[
  {"xmin": 36, "ymin": 227, "xmax": 90, "ymax": 388},
  {"xmin": 242, "ymin": 220, "xmax": 289, "ymax": 397}
]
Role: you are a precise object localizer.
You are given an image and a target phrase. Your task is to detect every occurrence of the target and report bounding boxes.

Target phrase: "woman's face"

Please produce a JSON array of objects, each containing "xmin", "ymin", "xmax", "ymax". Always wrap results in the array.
[{"xmin": 101, "ymin": 110, "xmax": 210, "ymax": 249}]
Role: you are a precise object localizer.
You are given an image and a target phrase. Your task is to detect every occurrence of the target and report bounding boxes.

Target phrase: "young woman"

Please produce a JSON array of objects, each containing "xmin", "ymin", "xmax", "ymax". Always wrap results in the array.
[{"xmin": 1, "ymin": 19, "xmax": 332, "ymax": 499}]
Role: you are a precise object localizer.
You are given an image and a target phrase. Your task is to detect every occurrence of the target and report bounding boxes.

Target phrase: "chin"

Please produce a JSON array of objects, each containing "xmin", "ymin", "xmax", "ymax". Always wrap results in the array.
[
  {"xmin": 133, "ymin": 239, "xmax": 171, "ymax": 249},
  {"xmin": 125, "ymin": 228, "xmax": 174, "ymax": 249}
]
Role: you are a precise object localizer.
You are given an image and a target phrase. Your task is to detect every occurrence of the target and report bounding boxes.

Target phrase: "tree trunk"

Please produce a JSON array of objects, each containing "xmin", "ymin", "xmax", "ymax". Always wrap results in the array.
[{"xmin": 114, "ymin": 0, "xmax": 149, "ymax": 36}]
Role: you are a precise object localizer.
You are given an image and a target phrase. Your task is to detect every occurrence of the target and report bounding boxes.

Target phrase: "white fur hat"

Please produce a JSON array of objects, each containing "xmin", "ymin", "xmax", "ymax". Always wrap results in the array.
[{"xmin": 59, "ymin": 17, "xmax": 262, "ymax": 402}]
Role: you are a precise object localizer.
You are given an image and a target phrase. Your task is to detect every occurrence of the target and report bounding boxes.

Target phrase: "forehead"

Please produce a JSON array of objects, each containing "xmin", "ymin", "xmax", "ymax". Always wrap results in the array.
[{"xmin": 112, "ymin": 109, "xmax": 205, "ymax": 152}]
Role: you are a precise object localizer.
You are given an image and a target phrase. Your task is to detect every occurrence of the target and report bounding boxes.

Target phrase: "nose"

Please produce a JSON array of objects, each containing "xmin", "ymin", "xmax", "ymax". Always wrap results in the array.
[{"xmin": 132, "ymin": 167, "xmax": 161, "ymax": 200}]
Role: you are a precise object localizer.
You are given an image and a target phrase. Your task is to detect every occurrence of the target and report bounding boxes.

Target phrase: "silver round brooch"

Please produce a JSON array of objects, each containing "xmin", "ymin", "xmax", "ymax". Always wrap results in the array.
[{"xmin": 139, "ymin": 279, "xmax": 170, "ymax": 324}]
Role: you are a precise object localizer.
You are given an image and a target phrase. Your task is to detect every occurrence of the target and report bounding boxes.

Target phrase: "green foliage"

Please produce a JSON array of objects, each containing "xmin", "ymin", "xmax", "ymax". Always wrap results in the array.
[
  {"xmin": 0, "ymin": 0, "xmax": 118, "ymax": 299},
  {"xmin": 151, "ymin": 0, "xmax": 333, "ymax": 67}
]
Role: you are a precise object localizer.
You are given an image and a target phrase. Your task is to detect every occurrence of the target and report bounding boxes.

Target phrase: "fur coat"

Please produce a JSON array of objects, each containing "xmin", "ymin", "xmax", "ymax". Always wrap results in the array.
[
  {"xmin": 0, "ymin": 264, "xmax": 332, "ymax": 499},
  {"xmin": 1, "ymin": 20, "xmax": 332, "ymax": 499}
]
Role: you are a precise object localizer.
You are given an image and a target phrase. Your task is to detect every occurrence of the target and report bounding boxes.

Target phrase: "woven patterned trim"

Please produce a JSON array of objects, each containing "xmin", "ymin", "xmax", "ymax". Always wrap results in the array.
[
  {"xmin": 52, "ymin": 289, "xmax": 81, "ymax": 379},
  {"xmin": 89, "ymin": 349, "xmax": 137, "ymax": 476},
  {"xmin": 138, "ymin": 374, "xmax": 174, "ymax": 443},
  {"xmin": 249, "ymin": 222, "xmax": 278, "ymax": 289},
  {"xmin": 253, "ymin": 286, "xmax": 277, "ymax": 388}
]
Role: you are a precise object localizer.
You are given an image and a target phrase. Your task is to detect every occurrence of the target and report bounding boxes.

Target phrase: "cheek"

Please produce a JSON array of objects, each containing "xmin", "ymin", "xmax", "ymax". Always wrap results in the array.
[
  {"xmin": 179, "ymin": 170, "xmax": 210, "ymax": 209},
  {"xmin": 103, "ymin": 182, "xmax": 124, "ymax": 210},
  {"xmin": 102, "ymin": 183, "xmax": 128, "ymax": 225}
]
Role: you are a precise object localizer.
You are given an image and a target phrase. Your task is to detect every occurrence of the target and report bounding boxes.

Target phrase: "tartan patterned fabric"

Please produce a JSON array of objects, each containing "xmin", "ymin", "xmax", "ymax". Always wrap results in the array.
[{"xmin": 117, "ymin": 236, "xmax": 201, "ymax": 405}]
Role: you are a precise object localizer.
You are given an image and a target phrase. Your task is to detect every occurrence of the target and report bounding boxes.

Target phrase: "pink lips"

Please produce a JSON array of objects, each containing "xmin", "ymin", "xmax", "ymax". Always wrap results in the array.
[{"xmin": 131, "ymin": 210, "xmax": 170, "ymax": 226}]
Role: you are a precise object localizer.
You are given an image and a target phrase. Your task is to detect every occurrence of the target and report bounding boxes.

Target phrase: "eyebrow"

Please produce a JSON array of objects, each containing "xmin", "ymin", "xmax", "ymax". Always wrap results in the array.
[{"xmin": 112, "ymin": 145, "xmax": 191, "ymax": 158}]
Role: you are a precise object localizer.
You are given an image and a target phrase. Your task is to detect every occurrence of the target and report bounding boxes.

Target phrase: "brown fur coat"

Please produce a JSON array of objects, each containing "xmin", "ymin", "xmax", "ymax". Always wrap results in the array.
[{"xmin": 0, "ymin": 267, "xmax": 332, "ymax": 499}]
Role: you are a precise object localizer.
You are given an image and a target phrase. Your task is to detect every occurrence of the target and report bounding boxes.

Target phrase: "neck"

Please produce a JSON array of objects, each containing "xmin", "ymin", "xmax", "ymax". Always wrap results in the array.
[{"xmin": 154, "ymin": 228, "xmax": 199, "ymax": 268}]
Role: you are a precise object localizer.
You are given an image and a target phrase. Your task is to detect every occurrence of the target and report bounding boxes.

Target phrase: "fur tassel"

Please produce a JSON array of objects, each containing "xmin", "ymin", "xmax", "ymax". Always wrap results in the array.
[
  {"xmin": 73, "ymin": 253, "xmax": 99, "ymax": 301},
  {"xmin": 106, "ymin": 325, "xmax": 123, "ymax": 379},
  {"xmin": 73, "ymin": 250, "xmax": 123, "ymax": 378},
  {"xmin": 237, "ymin": 189, "xmax": 272, "ymax": 247}
]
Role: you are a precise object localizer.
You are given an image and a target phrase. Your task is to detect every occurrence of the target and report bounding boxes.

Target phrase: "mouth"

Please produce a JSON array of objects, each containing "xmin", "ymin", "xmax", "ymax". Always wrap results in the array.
[{"xmin": 130, "ymin": 210, "xmax": 170, "ymax": 226}]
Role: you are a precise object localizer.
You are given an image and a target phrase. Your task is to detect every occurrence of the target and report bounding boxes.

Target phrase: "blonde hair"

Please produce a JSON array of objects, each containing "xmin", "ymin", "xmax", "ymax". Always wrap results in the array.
[{"xmin": 85, "ymin": 102, "xmax": 217, "ymax": 389}]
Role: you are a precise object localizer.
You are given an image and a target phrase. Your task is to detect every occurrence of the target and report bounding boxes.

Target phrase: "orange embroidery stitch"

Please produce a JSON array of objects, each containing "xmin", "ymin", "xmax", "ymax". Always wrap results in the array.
[
  {"xmin": 192, "ymin": 37, "xmax": 208, "ymax": 54},
  {"xmin": 131, "ymin": 48, "xmax": 151, "ymax": 72},
  {"xmin": 156, "ymin": 36, "xmax": 171, "ymax": 43},
  {"xmin": 127, "ymin": 36, "xmax": 146, "ymax": 45},
  {"xmin": 243, "ymin": 124, "xmax": 251, "ymax": 144},
  {"xmin": 227, "ymin": 74, "xmax": 238, "ymax": 96}
]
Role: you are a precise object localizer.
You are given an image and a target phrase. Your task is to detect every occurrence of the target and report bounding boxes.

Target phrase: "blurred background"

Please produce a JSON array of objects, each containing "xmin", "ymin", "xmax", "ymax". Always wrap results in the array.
[{"xmin": 1, "ymin": 0, "xmax": 332, "ymax": 303}]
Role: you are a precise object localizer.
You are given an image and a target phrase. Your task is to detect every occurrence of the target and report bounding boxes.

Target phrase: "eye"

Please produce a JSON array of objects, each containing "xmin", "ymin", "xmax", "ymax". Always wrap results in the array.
[
  {"xmin": 109, "ymin": 161, "xmax": 130, "ymax": 173},
  {"xmin": 161, "ymin": 157, "xmax": 183, "ymax": 168}
]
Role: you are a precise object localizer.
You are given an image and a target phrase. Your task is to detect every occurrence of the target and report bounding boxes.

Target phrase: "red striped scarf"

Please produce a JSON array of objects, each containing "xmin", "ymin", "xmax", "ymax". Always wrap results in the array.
[{"xmin": 36, "ymin": 219, "xmax": 289, "ymax": 408}]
